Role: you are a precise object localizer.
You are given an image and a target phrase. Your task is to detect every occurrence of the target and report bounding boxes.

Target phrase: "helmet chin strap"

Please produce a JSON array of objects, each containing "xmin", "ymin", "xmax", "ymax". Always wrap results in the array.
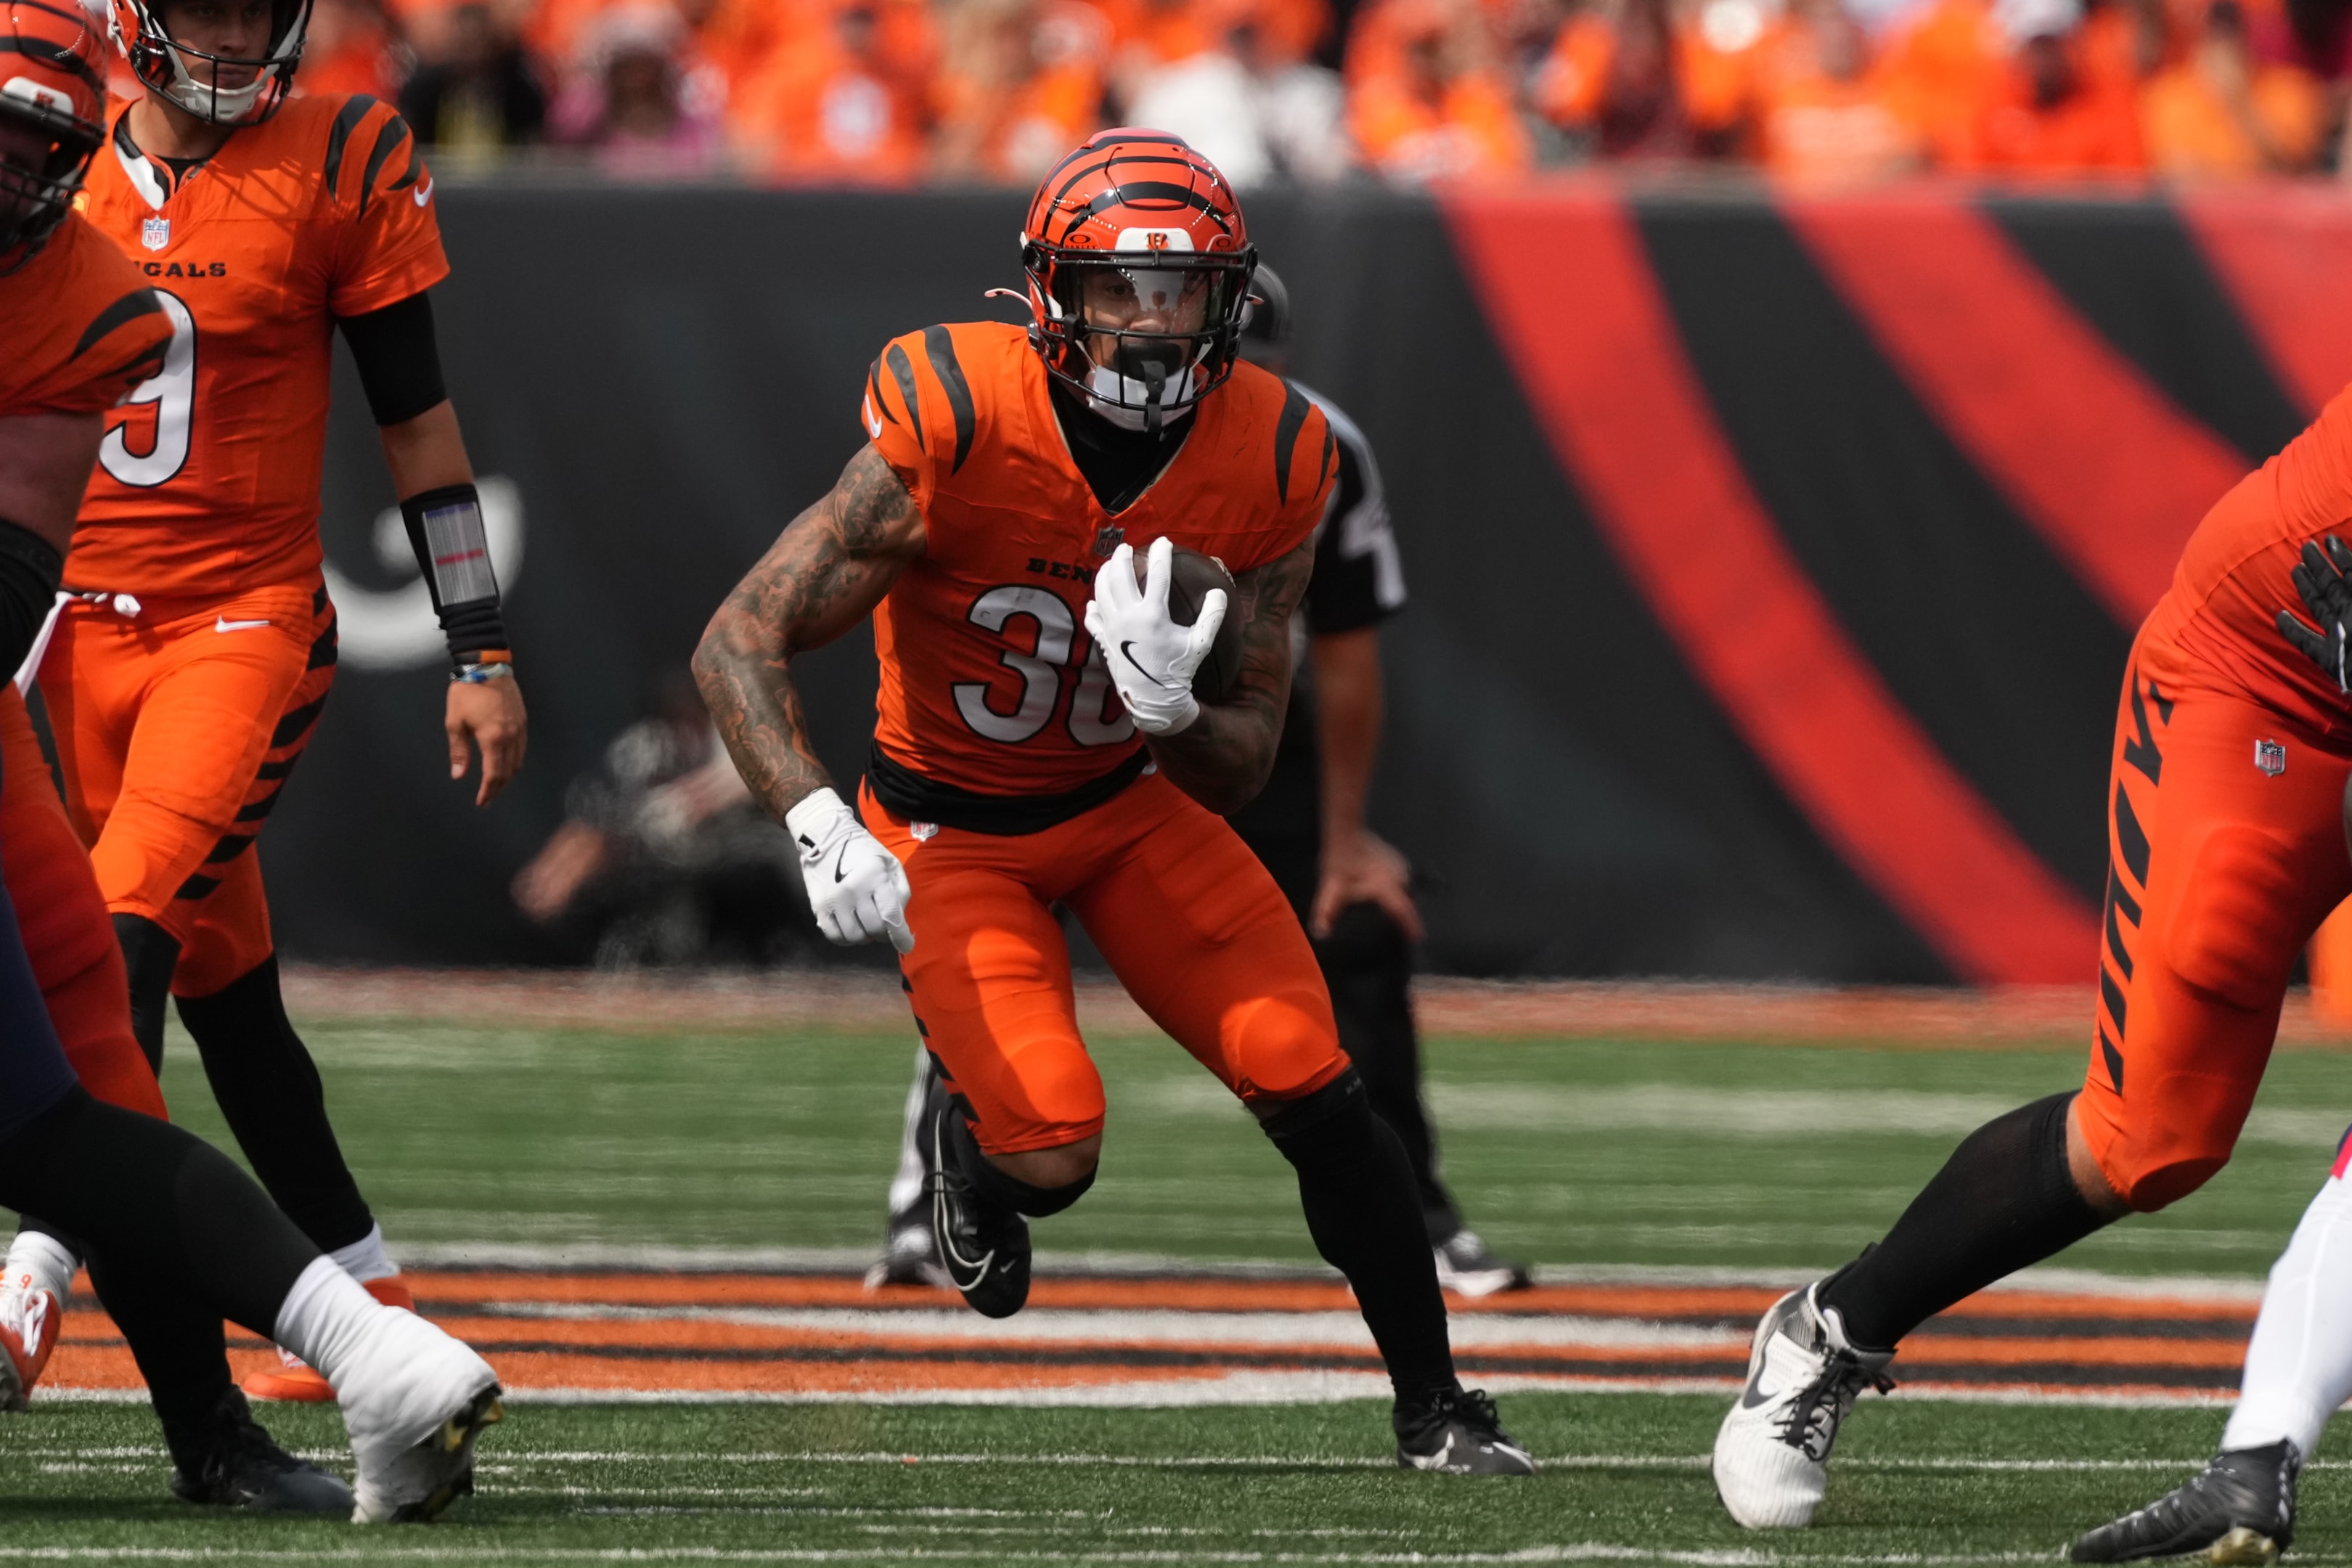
[{"xmin": 1083, "ymin": 358, "xmax": 1196, "ymax": 435}]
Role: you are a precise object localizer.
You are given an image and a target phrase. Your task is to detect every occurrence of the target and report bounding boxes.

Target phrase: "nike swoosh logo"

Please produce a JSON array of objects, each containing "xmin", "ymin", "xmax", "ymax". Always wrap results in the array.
[
  {"xmin": 833, "ymin": 844, "xmax": 851, "ymax": 883},
  {"xmin": 413, "ymin": 176, "xmax": 433, "ymax": 208},
  {"xmin": 1118, "ymin": 641, "xmax": 1181, "ymax": 691},
  {"xmin": 214, "ymin": 617, "xmax": 270, "ymax": 632}
]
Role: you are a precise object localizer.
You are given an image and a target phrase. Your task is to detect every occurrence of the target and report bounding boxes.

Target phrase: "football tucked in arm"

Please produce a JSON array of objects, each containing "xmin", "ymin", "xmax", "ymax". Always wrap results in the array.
[{"xmin": 1136, "ymin": 545, "xmax": 1244, "ymax": 706}]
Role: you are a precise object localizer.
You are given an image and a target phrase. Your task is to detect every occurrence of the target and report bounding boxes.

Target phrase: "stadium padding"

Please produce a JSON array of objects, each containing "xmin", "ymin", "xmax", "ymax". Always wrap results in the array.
[{"xmin": 282, "ymin": 185, "xmax": 2352, "ymax": 984}]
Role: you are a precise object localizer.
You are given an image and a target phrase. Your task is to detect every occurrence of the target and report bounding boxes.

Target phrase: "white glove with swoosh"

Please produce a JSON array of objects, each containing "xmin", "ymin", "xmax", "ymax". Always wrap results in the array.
[
  {"xmin": 1085, "ymin": 536, "xmax": 1227, "ymax": 737},
  {"xmin": 783, "ymin": 788, "xmax": 914, "ymax": 953}
]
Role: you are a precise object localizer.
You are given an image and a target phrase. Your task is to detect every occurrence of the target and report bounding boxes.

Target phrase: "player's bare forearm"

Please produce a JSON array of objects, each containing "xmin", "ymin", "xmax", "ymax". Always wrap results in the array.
[
  {"xmin": 378, "ymin": 400, "xmax": 473, "ymax": 494},
  {"xmin": 1144, "ymin": 539, "xmax": 1314, "ymax": 815},
  {"xmin": 695, "ymin": 444, "xmax": 926, "ymax": 822},
  {"xmin": 1310, "ymin": 627, "xmax": 1381, "ymax": 849},
  {"xmin": 0, "ymin": 411, "xmax": 103, "ymax": 552}
]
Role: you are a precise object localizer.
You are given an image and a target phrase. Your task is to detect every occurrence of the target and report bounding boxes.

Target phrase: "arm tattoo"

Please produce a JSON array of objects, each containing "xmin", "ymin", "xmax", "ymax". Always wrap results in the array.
[
  {"xmin": 1143, "ymin": 536, "xmax": 1315, "ymax": 815},
  {"xmin": 693, "ymin": 444, "xmax": 924, "ymax": 822}
]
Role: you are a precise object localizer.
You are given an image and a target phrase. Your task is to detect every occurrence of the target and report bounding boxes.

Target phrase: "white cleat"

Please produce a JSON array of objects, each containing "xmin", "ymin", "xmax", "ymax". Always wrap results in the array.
[
  {"xmin": 0, "ymin": 1276, "xmax": 59, "ymax": 1413},
  {"xmin": 1712, "ymin": 1281, "xmax": 1893, "ymax": 1529},
  {"xmin": 338, "ymin": 1310, "xmax": 504, "ymax": 1523}
]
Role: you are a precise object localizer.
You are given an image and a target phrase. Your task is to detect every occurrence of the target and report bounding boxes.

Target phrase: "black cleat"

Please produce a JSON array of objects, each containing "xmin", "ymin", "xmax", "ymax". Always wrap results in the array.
[
  {"xmin": 923, "ymin": 1082, "xmax": 1030, "ymax": 1319},
  {"xmin": 1394, "ymin": 1386, "xmax": 1537, "ymax": 1475},
  {"xmin": 168, "ymin": 1389, "xmax": 354, "ymax": 1515},
  {"xmin": 2070, "ymin": 1442, "xmax": 2300, "ymax": 1564}
]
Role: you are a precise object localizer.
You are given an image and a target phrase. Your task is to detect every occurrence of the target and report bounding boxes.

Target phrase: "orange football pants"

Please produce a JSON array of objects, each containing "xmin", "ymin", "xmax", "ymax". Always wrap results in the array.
[
  {"xmin": 0, "ymin": 687, "xmax": 165, "ymax": 1119},
  {"xmin": 36, "ymin": 579, "xmax": 335, "ymax": 1000},
  {"xmin": 2080, "ymin": 632, "xmax": 2352, "ymax": 1212},
  {"xmin": 860, "ymin": 769, "xmax": 1352, "ymax": 1154}
]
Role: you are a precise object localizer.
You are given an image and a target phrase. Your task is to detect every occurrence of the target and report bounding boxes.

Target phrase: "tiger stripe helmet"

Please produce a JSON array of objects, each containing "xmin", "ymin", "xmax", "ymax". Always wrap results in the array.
[
  {"xmin": 0, "ymin": 0, "xmax": 107, "ymax": 273},
  {"xmin": 1020, "ymin": 128, "xmax": 1256, "ymax": 433}
]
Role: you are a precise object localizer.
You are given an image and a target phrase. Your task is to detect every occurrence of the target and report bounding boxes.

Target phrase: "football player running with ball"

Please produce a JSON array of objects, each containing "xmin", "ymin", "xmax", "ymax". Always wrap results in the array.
[
  {"xmin": 1714, "ymin": 382, "xmax": 2352, "ymax": 1532},
  {"xmin": 698, "ymin": 129, "xmax": 1532, "ymax": 1475},
  {"xmin": 869, "ymin": 262, "xmax": 1528, "ymax": 1300},
  {"xmin": 0, "ymin": 0, "xmax": 528, "ymax": 1408}
]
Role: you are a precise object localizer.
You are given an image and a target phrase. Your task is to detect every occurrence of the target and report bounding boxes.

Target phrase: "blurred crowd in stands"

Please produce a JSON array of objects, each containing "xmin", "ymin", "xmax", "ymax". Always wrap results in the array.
[{"xmin": 290, "ymin": 0, "xmax": 2352, "ymax": 181}]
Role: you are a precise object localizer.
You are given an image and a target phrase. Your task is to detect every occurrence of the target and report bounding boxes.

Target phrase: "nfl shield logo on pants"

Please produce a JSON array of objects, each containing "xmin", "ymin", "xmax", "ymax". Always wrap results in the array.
[
  {"xmin": 140, "ymin": 217, "xmax": 168, "ymax": 252},
  {"xmin": 2255, "ymin": 739, "xmax": 2287, "ymax": 777}
]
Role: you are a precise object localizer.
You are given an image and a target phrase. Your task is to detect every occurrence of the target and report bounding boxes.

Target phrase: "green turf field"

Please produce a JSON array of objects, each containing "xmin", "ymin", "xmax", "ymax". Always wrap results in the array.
[
  {"xmin": 154, "ymin": 1015, "xmax": 2352, "ymax": 1276},
  {"xmin": 1, "ymin": 1389, "xmax": 2345, "ymax": 1563},
  {"xmin": 2, "ymin": 1008, "xmax": 2341, "ymax": 1563}
]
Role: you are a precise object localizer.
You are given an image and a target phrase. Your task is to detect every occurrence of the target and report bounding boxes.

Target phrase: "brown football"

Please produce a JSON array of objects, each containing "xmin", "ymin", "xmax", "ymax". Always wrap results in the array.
[{"xmin": 1135, "ymin": 544, "xmax": 1244, "ymax": 706}]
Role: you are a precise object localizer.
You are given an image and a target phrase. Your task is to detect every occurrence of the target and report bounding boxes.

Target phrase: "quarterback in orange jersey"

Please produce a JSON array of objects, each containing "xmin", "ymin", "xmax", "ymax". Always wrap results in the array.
[
  {"xmin": 0, "ymin": 0, "xmax": 505, "ymax": 1519},
  {"xmin": 696, "ymin": 130, "xmax": 1532, "ymax": 1474},
  {"xmin": 0, "ymin": 0, "xmax": 529, "ymax": 1412},
  {"xmin": 1714, "ymin": 385, "xmax": 2352, "ymax": 1535}
]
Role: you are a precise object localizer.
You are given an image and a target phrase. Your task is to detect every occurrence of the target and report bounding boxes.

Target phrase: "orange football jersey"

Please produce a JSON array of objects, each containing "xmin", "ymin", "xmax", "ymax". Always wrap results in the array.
[
  {"xmin": 860, "ymin": 321, "xmax": 1336, "ymax": 800},
  {"xmin": 0, "ymin": 212, "xmax": 171, "ymax": 417},
  {"xmin": 70, "ymin": 93, "xmax": 447, "ymax": 598},
  {"xmin": 2141, "ymin": 381, "xmax": 2352, "ymax": 740}
]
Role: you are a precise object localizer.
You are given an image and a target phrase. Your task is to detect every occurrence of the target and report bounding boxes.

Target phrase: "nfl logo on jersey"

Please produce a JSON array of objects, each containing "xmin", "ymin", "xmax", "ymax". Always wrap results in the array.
[
  {"xmin": 2255, "ymin": 738, "xmax": 2287, "ymax": 776},
  {"xmin": 141, "ymin": 217, "xmax": 169, "ymax": 252}
]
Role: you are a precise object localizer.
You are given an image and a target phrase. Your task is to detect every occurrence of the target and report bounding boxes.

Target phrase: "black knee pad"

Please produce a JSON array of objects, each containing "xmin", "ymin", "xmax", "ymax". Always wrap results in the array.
[{"xmin": 942, "ymin": 1105, "xmax": 1095, "ymax": 1218}]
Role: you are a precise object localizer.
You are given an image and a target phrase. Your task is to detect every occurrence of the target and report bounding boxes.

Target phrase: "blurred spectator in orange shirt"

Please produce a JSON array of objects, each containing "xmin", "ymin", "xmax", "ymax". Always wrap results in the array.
[
  {"xmin": 1532, "ymin": 0, "xmax": 1773, "ymax": 158},
  {"xmin": 1942, "ymin": 0, "xmax": 2147, "ymax": 169},
  {"xmin": 735, "ymin": 0, "xmax": 935, "ymax": 181},
  {"xmin": 934, "ymin": 0, "xmax": 1111, "ymax": 181},
  {"xmin": 1756, "ymin": 0, "xmax": 1923, "ymax": 180},
  {"xmin": 1348, "ymin": 0, "xmax": 1532, "ymax": 178},
  {"xmin": 1874, "ymin": 0, "xmax": 2005, "ymax": 158},
  {"xmin": 399, "ymin": 0, "xmax": 550, "ymax": 150},
  {"xmin": 549, "ymin": 4, "xmax": 726, "ymax": 171},
  {"xmin": 2141, "ymin": 0, "xmax": 2325, "ymax": 171},
  {"xmin": 299, "ymin": 0, "xmax": 413, "ymax": 99}
]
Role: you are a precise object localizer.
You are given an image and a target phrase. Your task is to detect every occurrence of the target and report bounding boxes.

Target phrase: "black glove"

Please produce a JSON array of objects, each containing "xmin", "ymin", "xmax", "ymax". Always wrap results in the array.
[{"xmin": 2277, "ymin": 534, "xmax": 2352, "ymax": 694}]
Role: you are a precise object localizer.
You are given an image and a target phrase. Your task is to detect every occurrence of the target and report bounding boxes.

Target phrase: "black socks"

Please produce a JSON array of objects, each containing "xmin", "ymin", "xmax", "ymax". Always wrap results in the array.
[
  {"xmin": 944, "ymin": 1104, "xmax": 1095, "ymax": 1217},
  {"xmin": 1262, "ymin": 1070, "xmax": 1457, "ymax": 1404},
  {"xmin": 0, "ymin": 1086, "xmax": 316, "ymax": 1336},
  {"xmin": 177, "ymin": 956, "xmax": 376, "ymax": 1254},
  {"xmin": 112, "ymin": 914, "xmax": 180, "ymax": 1076},
  {"xmin": 1315, "ymin": 901, "xmax": 1456, "ymax": 1240},
  {"xmin": 1817, "ymin": 1090, "xmax": 2111, "ymax": 1351}
]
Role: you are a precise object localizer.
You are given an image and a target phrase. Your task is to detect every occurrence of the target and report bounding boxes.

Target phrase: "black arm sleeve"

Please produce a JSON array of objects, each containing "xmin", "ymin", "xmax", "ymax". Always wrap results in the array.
[
  {"xmin": 336, "ymin": 290, "xmax": 448, "ymax": 428},
  {"xmin": 0, "ymin": 518, "xmax": 62, "ymax": 677}
]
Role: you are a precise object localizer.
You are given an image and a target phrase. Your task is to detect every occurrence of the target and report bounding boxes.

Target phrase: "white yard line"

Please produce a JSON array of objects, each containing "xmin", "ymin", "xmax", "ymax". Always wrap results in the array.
[
  {"xmin": 376, "ymin": 1245, "xmax": 2269, "ymax": 1302},
  {"xmin": 478, "ymin": 1301, "xmax": 1740, "ymax": 1351}
]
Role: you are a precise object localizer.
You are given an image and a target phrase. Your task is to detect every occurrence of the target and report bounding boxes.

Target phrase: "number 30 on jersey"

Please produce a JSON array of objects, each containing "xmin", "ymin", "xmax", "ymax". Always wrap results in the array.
[{"xmin": 955, "ymin": 585, "xmax": 1134, "ymax": 748}]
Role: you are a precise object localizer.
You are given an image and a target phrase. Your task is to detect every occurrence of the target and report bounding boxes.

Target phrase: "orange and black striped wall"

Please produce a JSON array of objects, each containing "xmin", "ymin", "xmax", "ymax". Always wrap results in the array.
[{"xmin": 286, "ymin": 184, "xmax": 2352, "ymax": 983}]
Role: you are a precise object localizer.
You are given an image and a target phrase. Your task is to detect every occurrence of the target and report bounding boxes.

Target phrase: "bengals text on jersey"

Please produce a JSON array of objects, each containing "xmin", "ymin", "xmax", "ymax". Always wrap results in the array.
[
  {"xmin": 859, "ymin": 318, "xmax": 1337, "ymax": 811},
  {"xmin": 71, "ymin": 91, "xmax": 444, "ymax": 599}
]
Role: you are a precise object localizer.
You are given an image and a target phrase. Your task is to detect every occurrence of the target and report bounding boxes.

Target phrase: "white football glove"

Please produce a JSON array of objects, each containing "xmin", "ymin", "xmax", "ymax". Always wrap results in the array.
[
  {"xmin": 783, "ymin": 787, "xmax": 914, "ymax": 953},
  {"xmin": 1084, "ymin": 536, "xmax": 1227, "ymax": 737}
]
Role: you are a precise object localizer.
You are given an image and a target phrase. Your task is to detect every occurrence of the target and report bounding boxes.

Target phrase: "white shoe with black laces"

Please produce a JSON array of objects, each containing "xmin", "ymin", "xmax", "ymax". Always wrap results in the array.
[
  {"xmin": 1394, "ymin": 1387, "xmax": 1537, "ymax": 1475},
  {"xmin": 1712, "ymin": 1281, "xmax": 1894, "ymax": 1528}
]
